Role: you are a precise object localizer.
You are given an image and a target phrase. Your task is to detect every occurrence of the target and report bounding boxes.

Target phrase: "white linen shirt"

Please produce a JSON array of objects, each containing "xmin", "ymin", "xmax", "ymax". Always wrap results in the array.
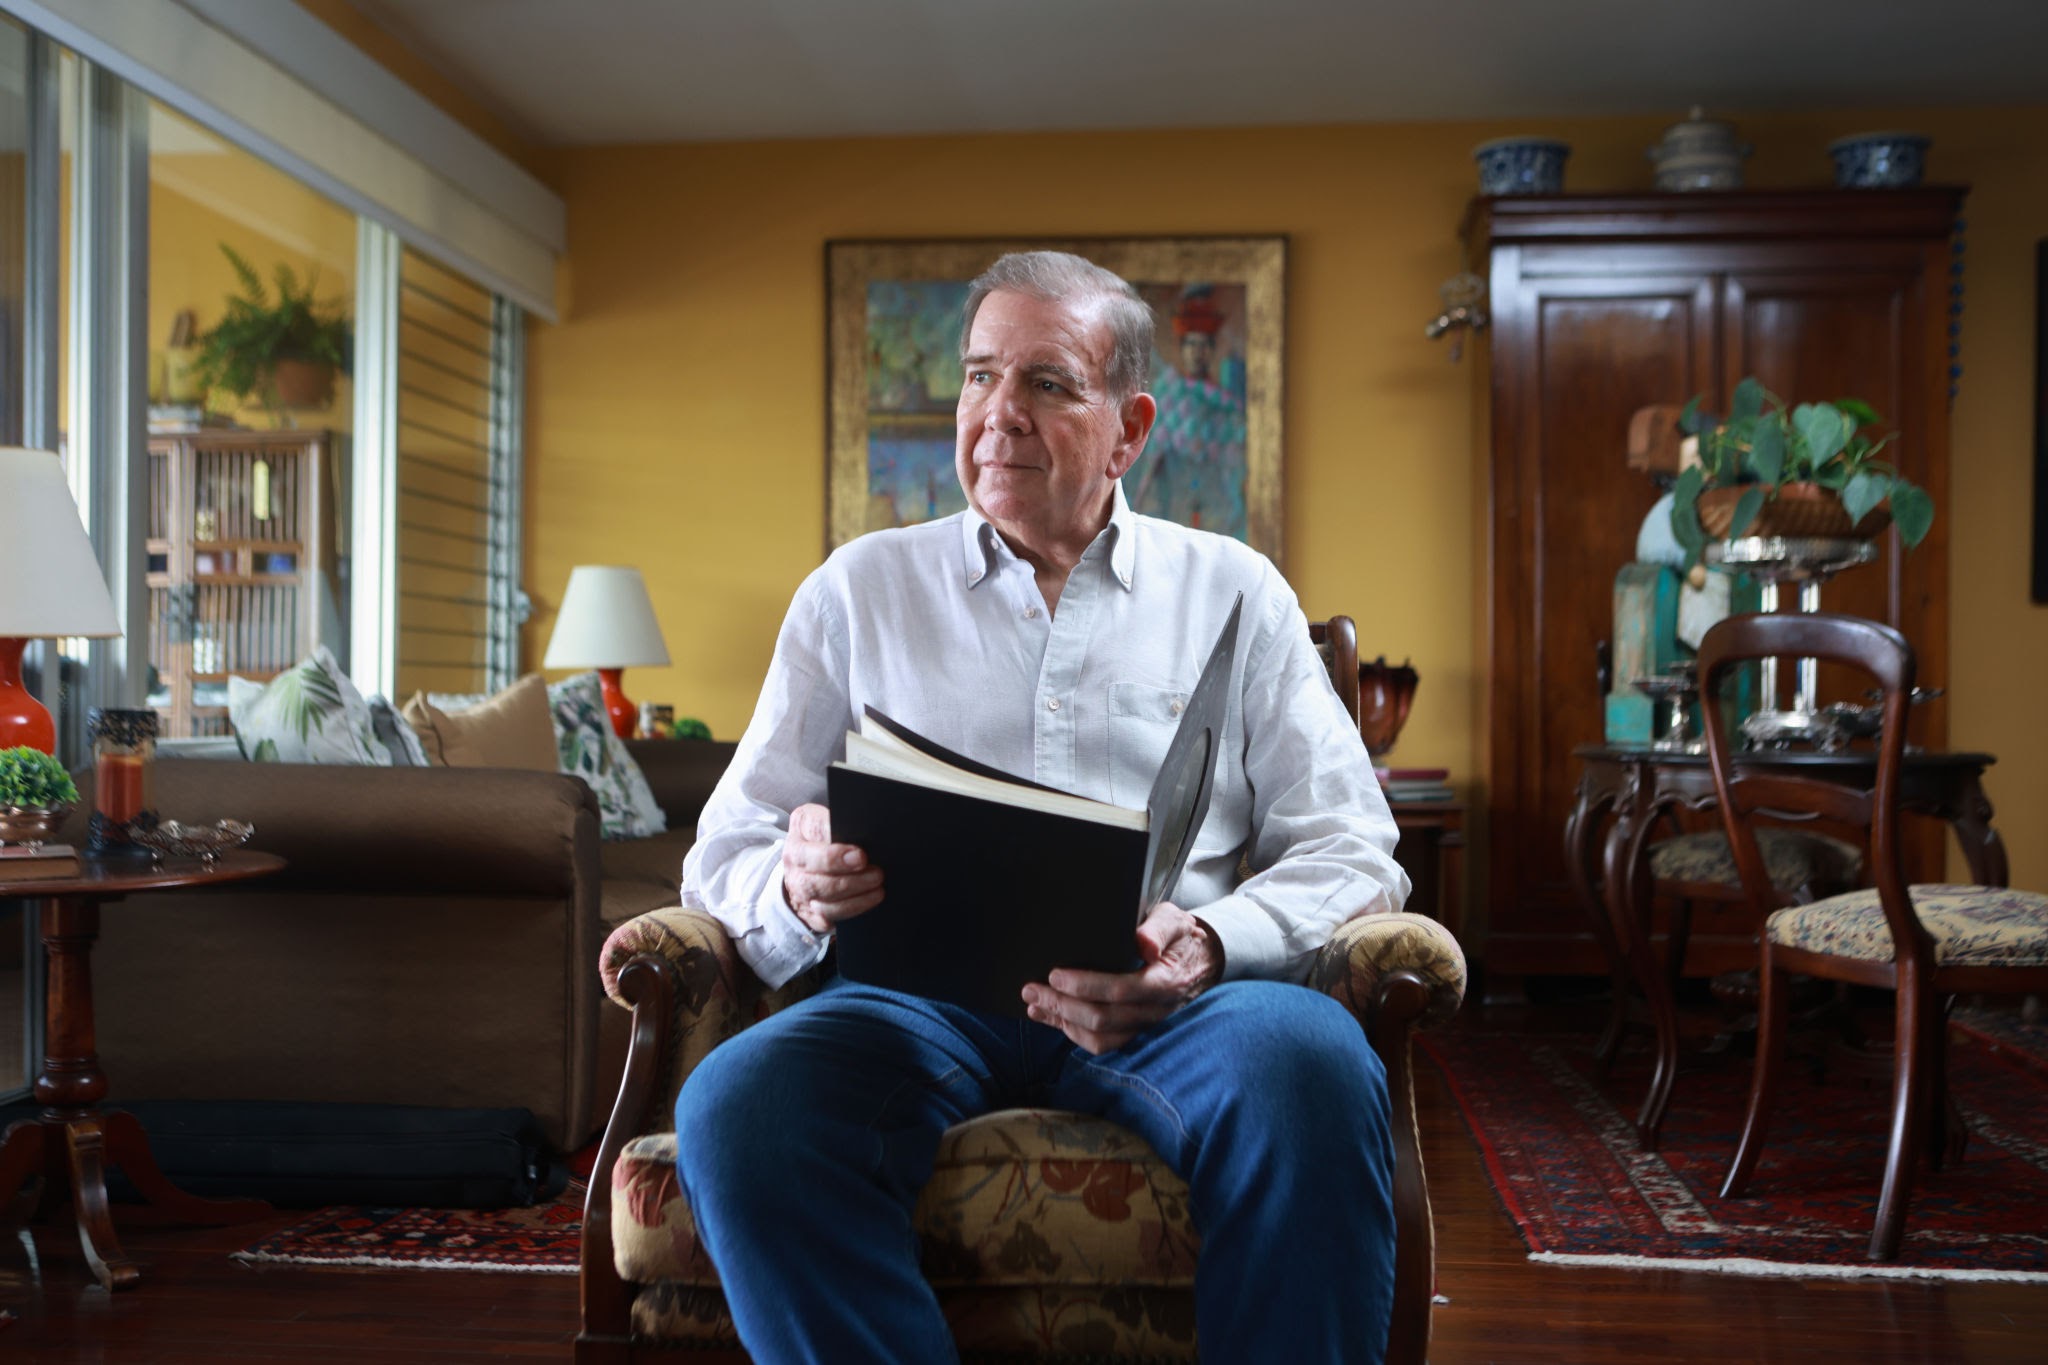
[{"xmin": 681, "ymin": 484, "xmax": 1409, "ymax": 991}]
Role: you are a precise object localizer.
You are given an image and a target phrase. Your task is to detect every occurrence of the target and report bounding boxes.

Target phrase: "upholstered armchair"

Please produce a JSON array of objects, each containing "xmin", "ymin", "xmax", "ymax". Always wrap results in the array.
[{"xmin": 577, "ymin": 904, "xmax": 1465, "ymax": 1364}]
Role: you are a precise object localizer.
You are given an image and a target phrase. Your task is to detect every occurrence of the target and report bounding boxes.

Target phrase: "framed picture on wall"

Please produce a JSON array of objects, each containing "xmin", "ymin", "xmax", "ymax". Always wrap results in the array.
[{"xmin": 824, "ymin": 236, "xmax": 1287, "ymax": 564}]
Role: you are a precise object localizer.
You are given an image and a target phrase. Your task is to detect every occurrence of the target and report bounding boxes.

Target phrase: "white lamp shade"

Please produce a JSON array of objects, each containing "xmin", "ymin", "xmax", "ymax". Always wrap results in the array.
[
  {"xmin": 0, "ymin": 446, "xmax": 124, "ymax": 638},
  {"xmin": 542, "ymin": 565, "xmax": 671, "ymax": 669}
]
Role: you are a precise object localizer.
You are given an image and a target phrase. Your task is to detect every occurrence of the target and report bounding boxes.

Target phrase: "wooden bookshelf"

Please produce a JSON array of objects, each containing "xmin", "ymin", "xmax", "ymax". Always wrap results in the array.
[{"xmin": 146, "ymin": 429, "xmax": 339, "ymax": 738}]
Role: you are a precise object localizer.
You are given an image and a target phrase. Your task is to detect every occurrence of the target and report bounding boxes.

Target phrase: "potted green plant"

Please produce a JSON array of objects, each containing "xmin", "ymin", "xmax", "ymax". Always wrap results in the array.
[
  {"xmin": 0, "ymin": 744, "xmax": 80, "ymax": 845},
  {"xmin": 1669, "ymin": 376, "xmax": 1934, "ymax": 574},
  {"xmin": 190, "ymin": 244, "xmax": 353, "ymax": 423}
]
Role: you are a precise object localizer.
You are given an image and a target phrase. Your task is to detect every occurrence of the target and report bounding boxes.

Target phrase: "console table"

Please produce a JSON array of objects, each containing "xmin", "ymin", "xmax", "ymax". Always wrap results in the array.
[
  {"xmin": 1565, "ymin": 745, "xmax": 2004, "ymax": 1149},
  {"xmin": 0, "ymin": 850, "xmax": 286, "ymax": 1289}
]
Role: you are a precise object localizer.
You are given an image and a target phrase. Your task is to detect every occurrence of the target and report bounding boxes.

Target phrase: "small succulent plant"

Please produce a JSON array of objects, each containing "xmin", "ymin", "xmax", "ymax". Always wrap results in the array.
[{"xmin": 0, "ymin": 745, "xmax": 80, "ymax": 809}]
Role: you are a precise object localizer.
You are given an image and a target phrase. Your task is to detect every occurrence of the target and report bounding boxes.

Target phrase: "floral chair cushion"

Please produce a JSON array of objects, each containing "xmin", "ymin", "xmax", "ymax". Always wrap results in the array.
[
  {"xmin": 610, "ymin": 1109, "xmax": 1205, "ymax": 1357},
  {"xmin": 623, "ymin": 1281, "xmax": 1196, "ymax": 1360},
  {"xmin": 1767, "ymin": 884, "xmax": 2048, "ymax": 965},
  {"xmin": 1649, "ymin": 827, "xmax": 1862, "ymax": 891},
  {"xmin": 612, "ymin": 1110, "xmax": 1198, "ymax": 1291}
]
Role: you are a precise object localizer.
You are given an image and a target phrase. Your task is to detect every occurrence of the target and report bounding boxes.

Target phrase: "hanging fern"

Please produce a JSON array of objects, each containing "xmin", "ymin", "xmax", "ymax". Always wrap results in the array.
[{"xmin": 190, "ymin": 243, "xmax": 354, "ymax": 419}]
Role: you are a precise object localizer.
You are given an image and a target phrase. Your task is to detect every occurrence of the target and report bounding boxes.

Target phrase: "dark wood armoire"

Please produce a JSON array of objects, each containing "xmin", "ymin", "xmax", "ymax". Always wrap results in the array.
[{"xmin": 1469, "ymin": 188, "xmax": 1965, "ymax": 982}]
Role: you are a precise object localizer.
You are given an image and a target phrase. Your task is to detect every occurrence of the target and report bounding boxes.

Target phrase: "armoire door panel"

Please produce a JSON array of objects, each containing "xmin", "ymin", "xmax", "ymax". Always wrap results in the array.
[{"xmin": 1489, "ymin": 278, "xmax": 1716, "ymax": 943}]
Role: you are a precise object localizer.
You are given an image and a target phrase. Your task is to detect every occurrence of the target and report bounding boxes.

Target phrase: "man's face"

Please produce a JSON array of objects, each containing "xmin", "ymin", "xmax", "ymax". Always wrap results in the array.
[
  {"xmin": 1179, "ymin": 330, "xmax": 1215, "ymax": 382},
  {"xmin": 955, "ymin": 289, "xmax": 1154, "ymax": 558}
]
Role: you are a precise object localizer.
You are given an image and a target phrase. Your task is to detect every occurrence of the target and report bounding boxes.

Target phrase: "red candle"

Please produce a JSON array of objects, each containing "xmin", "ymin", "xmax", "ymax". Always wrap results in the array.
[{"xmin": 96, "ymin": 752, "xmax": 146, "ymax": 824}]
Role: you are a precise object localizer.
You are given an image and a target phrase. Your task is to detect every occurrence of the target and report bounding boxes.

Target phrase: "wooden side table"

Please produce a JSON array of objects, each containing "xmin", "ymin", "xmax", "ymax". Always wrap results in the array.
[
  {"xmin": 0, "ymin": 849, "xmax": 286, "ymax": 1289},
  {"xmin": 1390, "ymin": 798, "xmax": 1465, "ymax": 943}
]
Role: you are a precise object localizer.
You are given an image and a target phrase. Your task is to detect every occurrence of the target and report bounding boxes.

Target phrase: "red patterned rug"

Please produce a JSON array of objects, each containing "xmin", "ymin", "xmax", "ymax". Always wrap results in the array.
[
  {"xmin": 1424, "ymin": 1014, "xmax": 2048, "ymax": 1281},
  {"xmin": 232, "ymin": 1178, "xmax": 585, "ymax": 1274}
]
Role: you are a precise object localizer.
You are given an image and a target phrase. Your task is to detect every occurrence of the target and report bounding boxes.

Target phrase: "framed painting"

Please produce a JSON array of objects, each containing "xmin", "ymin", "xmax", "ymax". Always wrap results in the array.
[{"xmin": 826, "ymin": 236, "xmax": 1287, "ymax": 563}]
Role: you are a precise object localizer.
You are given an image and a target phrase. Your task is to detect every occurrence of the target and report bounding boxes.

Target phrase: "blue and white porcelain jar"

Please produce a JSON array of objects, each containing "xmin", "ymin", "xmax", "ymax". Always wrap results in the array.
[
  {"xmin": 1828, "ymin": 132, "xmax": 1931, "ymax": 188},
  {"xmin": 1474, "ymin": 137, "xmax": 1570, "ymax": 196}
]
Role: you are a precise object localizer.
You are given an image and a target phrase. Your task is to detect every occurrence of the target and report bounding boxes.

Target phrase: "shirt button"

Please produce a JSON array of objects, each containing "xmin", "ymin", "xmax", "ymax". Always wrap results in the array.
[
  {"xmin": 1169, "ymin": 697, "xmax": 1185, "ymax": 716},
  {"xmin": 1023, "ymin": 606, "xmax": 1040, "ymax": 619},
  {"xmin": 1046, "ymin": 697, "xmax": 1061, "ymax": 712}
]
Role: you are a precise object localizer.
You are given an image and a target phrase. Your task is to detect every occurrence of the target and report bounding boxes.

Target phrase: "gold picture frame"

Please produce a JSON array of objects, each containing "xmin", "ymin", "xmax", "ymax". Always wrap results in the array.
[{"xmin": 825, "ymin": 236, "xmax": 1287, "ymax": 563}]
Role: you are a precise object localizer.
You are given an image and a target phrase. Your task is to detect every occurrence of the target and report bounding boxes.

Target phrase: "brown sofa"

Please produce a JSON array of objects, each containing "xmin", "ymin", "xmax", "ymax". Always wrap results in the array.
[{"xmin": 64, "ymin": 739, "xmax": 734, "ymax": 1152}]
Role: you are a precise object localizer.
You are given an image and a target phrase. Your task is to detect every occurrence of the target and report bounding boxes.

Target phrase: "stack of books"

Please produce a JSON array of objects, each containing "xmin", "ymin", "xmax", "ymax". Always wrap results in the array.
[
  {"xmin": 0, "ymin": 843, "xmax": 81, "ymax": 880},
  {"xmin": 1376, "ymin": 767, "xmax": 1453, "ymax": 803}
]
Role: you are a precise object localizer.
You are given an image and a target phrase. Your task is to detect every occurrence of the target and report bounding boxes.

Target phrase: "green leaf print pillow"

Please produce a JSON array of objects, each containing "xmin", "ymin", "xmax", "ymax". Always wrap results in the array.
[
  {"xmin": 228, "ymin": 645, "xmax": 387, "ymax": 765},
  {"xmin": 547, "ymin": 671, "xmax": 666, "ymax": 840}
]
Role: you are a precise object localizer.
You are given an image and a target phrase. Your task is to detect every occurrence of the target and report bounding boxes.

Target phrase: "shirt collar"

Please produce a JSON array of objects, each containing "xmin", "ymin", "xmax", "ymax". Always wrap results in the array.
[
  {"xmin": 958, "ymin": 482, "xmax": 1138, "ymax": 592},
  {"xmin": 960, "ymin": 509, "xmax": 1000, "ymax": 588},
  {"xmin": 1105, "ymin": 481, "xmax": 1136, "ymax": 591}
]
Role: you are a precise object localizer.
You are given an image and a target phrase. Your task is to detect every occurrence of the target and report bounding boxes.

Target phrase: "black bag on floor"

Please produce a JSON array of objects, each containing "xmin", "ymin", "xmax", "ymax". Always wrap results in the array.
[{"xmin": 1, "ymin": 1099, "xmax": 569, "ymax": 1209}]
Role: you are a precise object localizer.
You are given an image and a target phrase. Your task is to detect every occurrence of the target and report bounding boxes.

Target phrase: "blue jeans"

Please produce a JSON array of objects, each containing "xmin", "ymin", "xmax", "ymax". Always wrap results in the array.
[{"xmin": 673, "ymin": 977, "xmax": 1396, "ymax": 1364}]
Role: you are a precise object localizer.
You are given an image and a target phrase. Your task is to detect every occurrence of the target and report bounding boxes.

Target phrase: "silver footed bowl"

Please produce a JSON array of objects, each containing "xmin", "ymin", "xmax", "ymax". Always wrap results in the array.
[
  {"xmin": 0, "ymin": 801, "xmax": 74, "ymax": 848},
  {"xmin": 135, "ymin": 818, "xmax": 255, "ymax": 865}
]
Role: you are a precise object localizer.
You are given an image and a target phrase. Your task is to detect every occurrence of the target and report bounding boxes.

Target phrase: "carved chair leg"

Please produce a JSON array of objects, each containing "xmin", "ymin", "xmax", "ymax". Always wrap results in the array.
[
  {"xmin": 1870, "ymin": 981, "xmax": 1933, "ymax": 1261},
  {"xmin": 1722, "ymin": 947, "xmax": 1788, "ymax": 1199}
]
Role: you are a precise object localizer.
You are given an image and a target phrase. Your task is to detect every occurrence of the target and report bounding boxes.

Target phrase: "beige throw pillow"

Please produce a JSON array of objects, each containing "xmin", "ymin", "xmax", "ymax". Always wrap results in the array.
[{"xmin": 402, "ymin": 673, "xmax": 558, "ymax": 771}]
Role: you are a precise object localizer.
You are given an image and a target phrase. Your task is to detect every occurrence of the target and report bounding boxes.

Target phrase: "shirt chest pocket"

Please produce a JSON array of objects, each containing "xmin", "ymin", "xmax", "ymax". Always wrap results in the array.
[{"xmin": 1106, "ymin": 681, "xmax": 1193, "ymax": 807}]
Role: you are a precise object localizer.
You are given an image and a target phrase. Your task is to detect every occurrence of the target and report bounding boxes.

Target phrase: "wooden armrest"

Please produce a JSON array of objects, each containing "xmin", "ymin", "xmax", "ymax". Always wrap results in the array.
[
  {"xmin": 599, "ymin": 907, "xmax": 823, "ymax": 1134},
  {"xmin": 1309, "ymin": 911, "xmax": 1467, "ymax": 1033}
]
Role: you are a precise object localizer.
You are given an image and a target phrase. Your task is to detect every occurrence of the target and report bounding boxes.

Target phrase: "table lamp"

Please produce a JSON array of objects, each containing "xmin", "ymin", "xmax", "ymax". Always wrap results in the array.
[
  {"xmin": 0, "ymin": 447, "xmax": 124, "ymax": 753},
  {"xmin": 542, "ymin": 565, "xmax": 670, "ymax": 739}
]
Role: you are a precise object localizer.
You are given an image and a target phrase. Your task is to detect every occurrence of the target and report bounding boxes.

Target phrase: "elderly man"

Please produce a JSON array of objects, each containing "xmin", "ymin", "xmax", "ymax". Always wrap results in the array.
[{"xmin": 677, "ymin": 250, "xmax": 1408, "ymax": 1363}]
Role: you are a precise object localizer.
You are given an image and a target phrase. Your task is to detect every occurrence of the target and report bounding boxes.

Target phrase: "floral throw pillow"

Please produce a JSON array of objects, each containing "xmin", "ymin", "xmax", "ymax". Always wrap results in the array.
[
  {"xmin": 228, "ymin": 646, "xmax": 387, "ymax": 765},
  {"xmin": 547, "ymin": 671, "xmax": 667, "ymax": 840}
]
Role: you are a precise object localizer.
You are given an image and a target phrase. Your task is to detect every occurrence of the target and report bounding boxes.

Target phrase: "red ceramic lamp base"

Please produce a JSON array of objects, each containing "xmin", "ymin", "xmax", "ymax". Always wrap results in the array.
[
  {"xmin": 0, "ymin": 636, "xmax": 57, "ymax": 753},
  {"xmin": 596, "ymin": 667, "xmax": 636, "ymax": 740}
]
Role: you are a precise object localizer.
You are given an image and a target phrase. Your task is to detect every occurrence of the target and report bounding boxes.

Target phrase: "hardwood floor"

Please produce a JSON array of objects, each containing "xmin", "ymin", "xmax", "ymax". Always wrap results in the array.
[{"xmin": 4, "ymin": 1004, "xmax": 2045, "ymax": 1363}]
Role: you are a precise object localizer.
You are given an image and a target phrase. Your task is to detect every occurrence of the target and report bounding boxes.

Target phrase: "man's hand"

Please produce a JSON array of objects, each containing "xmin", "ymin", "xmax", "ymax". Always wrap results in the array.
[
  {"xmin": 1021, "ymin": 903, "xmax": 1224, "ymax": 1053},
  {"xmin": 781, "ymin": 803, "xmax": 883, "ymax": 935}
]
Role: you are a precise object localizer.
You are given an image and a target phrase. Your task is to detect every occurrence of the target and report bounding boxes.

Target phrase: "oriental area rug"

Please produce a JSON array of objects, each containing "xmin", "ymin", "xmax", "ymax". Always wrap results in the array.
[
  {"xmin": 232, "ymin": 1178, "xmax": 584, "ymax": 1274},
  {"xmin": 1423, "ymin": 1013, "xmax": 2048, "ymax": 1281}
]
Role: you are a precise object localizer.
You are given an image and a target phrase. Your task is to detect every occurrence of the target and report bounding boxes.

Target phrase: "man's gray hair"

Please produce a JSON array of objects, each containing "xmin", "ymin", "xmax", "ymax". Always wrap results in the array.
[{"xmin": 960, "ymin": 251, "xmax": 1155, "ymax": 401}]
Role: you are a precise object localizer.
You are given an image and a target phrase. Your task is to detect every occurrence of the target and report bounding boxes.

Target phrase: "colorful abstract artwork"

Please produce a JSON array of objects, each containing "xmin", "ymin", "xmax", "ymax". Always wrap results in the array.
[{"xmin": 826, "ymin": 238, "xmax": 1285, "ymax": 563}]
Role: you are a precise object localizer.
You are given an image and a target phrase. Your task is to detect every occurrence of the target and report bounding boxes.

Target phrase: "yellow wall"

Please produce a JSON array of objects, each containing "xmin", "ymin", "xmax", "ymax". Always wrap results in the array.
[{"xmin": 528, "ymin": 107, "xmax": 2048, "ymax": 890}]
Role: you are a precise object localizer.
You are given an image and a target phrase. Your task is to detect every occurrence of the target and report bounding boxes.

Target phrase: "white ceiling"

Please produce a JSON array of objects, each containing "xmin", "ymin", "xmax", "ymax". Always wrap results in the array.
[{"xmin": 346, "ymin": 0, "xmax": 2048, "ymax": 148}]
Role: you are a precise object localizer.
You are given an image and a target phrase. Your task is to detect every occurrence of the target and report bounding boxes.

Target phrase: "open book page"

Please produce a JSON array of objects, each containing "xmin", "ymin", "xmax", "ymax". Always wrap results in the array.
[{"xmin": 838, "ymin": 726, "xmax": 1147, "ymax": 832}]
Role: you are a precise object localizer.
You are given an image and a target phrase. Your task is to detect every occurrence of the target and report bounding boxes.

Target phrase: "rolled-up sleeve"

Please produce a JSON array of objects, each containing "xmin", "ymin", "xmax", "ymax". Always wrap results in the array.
[{"xmin": 681, "ymin": 577, "xmax": 854, "ymax": 989}]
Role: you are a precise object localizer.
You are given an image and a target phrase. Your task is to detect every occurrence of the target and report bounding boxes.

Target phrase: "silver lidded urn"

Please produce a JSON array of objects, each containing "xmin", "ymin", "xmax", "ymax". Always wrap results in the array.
[{"xmin": 1650, "ymin": 107, "xmax": 1751, "ymax": 191}]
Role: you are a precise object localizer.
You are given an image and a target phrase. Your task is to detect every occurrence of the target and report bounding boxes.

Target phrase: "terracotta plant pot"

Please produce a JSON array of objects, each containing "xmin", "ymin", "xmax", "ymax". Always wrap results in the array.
[
  {"xmin": 1697, "ymin": 481, "xmax": 1891, "ymax": 540},
  {"xmin": 1357, "ymin": 657, "xmax": 1419, "ymax": 757},
  {"xmin": 268, "ymin": 358, "xmax": 337, "ymax": 409}
]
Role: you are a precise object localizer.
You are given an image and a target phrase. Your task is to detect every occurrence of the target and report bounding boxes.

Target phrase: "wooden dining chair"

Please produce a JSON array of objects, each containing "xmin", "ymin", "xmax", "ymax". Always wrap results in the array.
[{"xmin": 1697, "ymin": 612, "xmax": 2048, "ymax": 1260}]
